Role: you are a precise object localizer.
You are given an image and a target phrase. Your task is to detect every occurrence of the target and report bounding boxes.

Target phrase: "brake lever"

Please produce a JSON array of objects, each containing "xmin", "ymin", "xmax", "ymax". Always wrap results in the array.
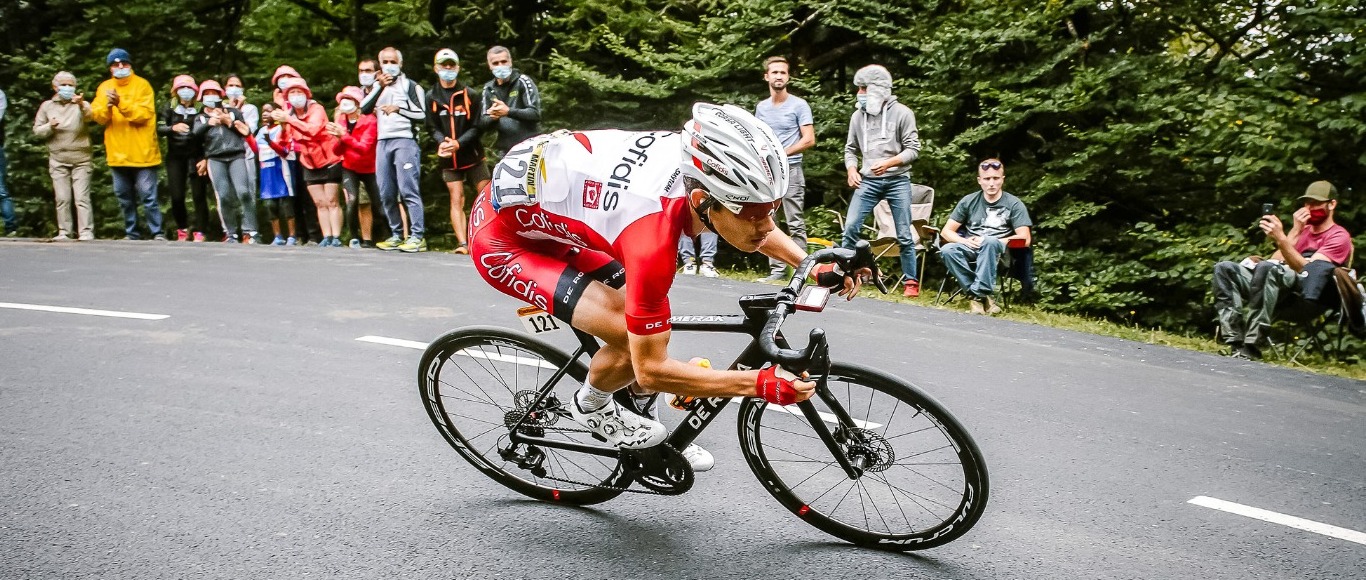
[{"xmin": 849, "ymin": 240, "xmax": 889, "ymax": 294}]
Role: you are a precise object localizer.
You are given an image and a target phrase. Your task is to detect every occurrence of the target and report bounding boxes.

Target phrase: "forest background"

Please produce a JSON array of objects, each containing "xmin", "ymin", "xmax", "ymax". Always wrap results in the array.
[{"xmin": 0, "ymin": 0, "xmax": 1362, "ymax": 333}]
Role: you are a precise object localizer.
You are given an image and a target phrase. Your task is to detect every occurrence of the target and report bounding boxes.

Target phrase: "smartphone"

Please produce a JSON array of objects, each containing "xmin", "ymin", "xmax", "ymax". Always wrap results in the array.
[{"xmin": 1262, "ymin": 203, "xmax": 1273, "ymax": 215}]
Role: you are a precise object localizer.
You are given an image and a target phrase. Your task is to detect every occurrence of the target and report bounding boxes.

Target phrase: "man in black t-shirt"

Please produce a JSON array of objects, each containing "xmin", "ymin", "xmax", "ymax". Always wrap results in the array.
[{"xmin": 940, "ymin": 158, "xmax": 1033, "ymax": 314}]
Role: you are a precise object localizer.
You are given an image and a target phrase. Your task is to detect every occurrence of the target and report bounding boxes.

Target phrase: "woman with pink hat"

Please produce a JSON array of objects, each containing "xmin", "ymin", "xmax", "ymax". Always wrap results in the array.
[
  {"xmin": 192, "ymin": 79, "xmax": 260, "ymax": 243},
  {"xmin": 328, "ymin": 86, "xmax": 379, "ymax": 248},
  {"xmin": 270, "ymin": 77, "xmax": 345, "ymax": 246},
  {"xmin": 156, "ymin": 73, "xmax": 211, "ymax": 241},
  {"xmin": 270, "ymin": 65, "xmax": 321, "ymax": 245}
]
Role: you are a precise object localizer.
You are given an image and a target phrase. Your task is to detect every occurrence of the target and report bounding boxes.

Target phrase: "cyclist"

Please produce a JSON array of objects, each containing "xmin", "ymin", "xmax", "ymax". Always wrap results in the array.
[{"xmin": 469, "ymin": 103, "xmax": 865, "ymax": 470}]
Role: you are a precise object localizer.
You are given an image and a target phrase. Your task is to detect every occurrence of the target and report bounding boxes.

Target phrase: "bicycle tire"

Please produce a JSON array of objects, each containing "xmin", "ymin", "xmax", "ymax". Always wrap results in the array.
[
  {"xmin": 736, "ymin": 362, "xmax": 989, "ymax": 550},
  {"xmin": 419, "ymin": 326, "xmax": 627, "ymax": 505}
]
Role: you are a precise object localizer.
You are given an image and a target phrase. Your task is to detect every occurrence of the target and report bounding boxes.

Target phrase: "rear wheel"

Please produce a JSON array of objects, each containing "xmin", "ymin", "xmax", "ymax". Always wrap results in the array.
[
  {"xmin": 736, "ymin": 362, "xmax": 989, "ymax": 550},
  {"xmin": 419, "ymin": 326, "xmax": 626, "ymax": 505}
]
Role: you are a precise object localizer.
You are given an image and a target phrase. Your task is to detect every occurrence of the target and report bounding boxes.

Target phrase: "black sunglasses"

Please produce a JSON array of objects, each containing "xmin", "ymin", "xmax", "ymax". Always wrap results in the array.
[{"xmin": 979, "ymin": 161, "xmax": 1002, "ymax": 170}]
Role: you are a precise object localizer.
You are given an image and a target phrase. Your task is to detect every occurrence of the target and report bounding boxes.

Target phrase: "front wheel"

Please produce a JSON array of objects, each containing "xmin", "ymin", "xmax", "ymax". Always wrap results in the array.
[{"xmin": 736, "ymin": 362, "xmax": 989, "ymax": 550}]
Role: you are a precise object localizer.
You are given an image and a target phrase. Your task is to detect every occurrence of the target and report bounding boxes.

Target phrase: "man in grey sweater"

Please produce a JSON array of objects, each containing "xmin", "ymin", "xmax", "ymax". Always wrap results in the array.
[
  {"xmin": 842, "ymin": 64, "xmax": 922, "ymax": 297},
  {"xmin": 361, "ymin": 46, "xmax": 428, "ymax": 252}
]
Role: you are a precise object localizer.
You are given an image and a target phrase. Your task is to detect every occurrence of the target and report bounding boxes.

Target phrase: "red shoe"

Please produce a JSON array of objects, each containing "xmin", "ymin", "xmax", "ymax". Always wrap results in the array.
[
  {"xmin": 176, "ymin": 229, "xmax": 189, "ymax": 242},
  {"xmin": 903, "ymin": 279, "xmax": 920, "ymax": 298},
  {"xmin": 192, "ymin": 231, "xmax": 206, "ymax": 242}
]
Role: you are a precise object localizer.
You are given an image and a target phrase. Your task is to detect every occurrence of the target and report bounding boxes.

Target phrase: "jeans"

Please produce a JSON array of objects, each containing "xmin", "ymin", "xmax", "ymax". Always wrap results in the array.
[
  {"xmin": 0, "ymin": 146, "xmax": 15, "ymax": 232},
  {"xmin": 1212, "ymin": 260, "xmax": 1299, "ymax": 345},
  {"xmin": 840, "ymin": 174, "xmax": 918, "ymax": 282},
  {"xmin": 768, "ymin": 163, "xmax": 806, "ymax": 276},
  {"xmin": 111, "ymin": 166, "xmax": 162, "ymax": 239},
  {"xmin": 940, "ymin": 237, "xmax": 1006, "ymax": 298},
  {"xmin": 678, "ymin": 231, "xmax": 718, "ymax": 263},
  {"xmin": 376, "ymin": 138, "xmax": 424, "ymax": 238}
]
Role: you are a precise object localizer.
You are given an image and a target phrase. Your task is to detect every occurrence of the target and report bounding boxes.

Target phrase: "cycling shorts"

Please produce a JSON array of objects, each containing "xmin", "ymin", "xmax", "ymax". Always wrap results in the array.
[{"xmin": 469, "ymin": 188, "xmax": 625, "ymax": 324}]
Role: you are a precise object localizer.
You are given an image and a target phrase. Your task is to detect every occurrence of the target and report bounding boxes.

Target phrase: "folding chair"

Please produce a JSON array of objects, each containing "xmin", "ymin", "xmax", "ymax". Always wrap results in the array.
[
  {"xmin": 807, "ymin": 184, "xmax": 936, "ymax": 286},
  {"xmin": 927, "ymin": 227, "xmax": 1033, "ymax": 308},
  {"xmin": 1268, "ymin": 250, "xmax": 1363, "ymax": 363}
]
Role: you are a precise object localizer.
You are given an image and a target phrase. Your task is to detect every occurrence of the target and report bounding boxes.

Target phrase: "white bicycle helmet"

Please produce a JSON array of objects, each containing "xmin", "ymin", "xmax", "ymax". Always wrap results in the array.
[{"xmin": 680, "ymin": 102, "xmax": 789, "ymax": 213}]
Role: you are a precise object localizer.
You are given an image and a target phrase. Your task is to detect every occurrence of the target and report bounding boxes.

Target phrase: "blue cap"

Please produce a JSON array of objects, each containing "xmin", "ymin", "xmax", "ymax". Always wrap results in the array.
[{"xmin": 107, "ymin": 48, "xmax": 132, "ymax": 66}]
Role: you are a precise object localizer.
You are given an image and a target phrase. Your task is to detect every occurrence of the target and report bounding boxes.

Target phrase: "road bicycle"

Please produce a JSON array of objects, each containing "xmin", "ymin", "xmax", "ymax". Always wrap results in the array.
[{"xmin": 419, "ymin": 243, "xmax": 989, "ymax": 550}]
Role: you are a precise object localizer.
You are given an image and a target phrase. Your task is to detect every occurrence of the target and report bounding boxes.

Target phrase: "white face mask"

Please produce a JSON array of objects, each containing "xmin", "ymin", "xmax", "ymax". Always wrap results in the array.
[
  {"xmin": 288, "ymin": 95, "xmax": 307, "ymax": 109},
  {"xmin": 225, "ymin": 87, "xmax": 244, "ymax": 100},
  {"xmin": 277, "ymin": 78, "xmax": 292, "ymax": 90},
  {"xmin": 338, "ymin": 100, "xmax": 357, "ymax": 114},
  {"xmin": 381, "ymin": 64, "xmax": 401, "ymax": 77},
  {"xmin": 359, "ymin": 72, "xmax": 376, "ymax": 86},
  {"xmin": 57, "ymin": 86, "xmax": 77, "ymax": 100},
  {"xmin": 112, "ymin": 67, "xmax": 132, "ymax": 79},
  {"xmin": 177, "ymin": 88, "xmax": 197, "ymax": 102}
]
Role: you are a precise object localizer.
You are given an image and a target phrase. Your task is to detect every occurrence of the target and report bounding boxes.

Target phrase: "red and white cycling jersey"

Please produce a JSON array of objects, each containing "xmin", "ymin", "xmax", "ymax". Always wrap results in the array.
[{"xmin": 470, "ymin": 129, "xmax": 695, "ymax": 335}]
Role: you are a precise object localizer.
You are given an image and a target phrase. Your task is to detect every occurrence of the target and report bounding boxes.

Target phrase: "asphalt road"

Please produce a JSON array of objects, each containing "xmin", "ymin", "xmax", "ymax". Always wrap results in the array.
[{"xmin": 2, "ymin": 240, "xmax": 1363, "ymax": 579}]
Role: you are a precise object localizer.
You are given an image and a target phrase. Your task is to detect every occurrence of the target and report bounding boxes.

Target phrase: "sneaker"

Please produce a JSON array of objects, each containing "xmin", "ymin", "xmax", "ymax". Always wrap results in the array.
[
  {"xmin": 349, "ymin": 238, "xmax": 361, "ymax": 249},
  {"xmin": 984, "ymin": 296, "xmax": 1001, "ymax": 315},
  {"xmin": 569, "ymin": 397, "xmax": 667, "ymax": 449},
  {"xmin": 78, "ymin": 232, "xmax": 95, "ymax": 241},
  {"xmin": 903, "ymin": 279, "xmax": 920, "ymax": 298},
  {"xmin": 1240, "ymin": 343, "xmax": 1263, "ymax": 360},
  {"xmin": 453, "ymin": 244, "xmax": 470, "ymax": 255},
  {"xmin": 682, "ymin": 261, "xmax": 698, "ymax": 276},
  {"xmin": 193, "ymin": 231, "xmax": 206, "ymax": 242},
  {"xmin": 361, "ymin": 240, "xmax": 376, "ymax": 249},
  {"xmin": 681, "ymin": 443, "xmax": 715, "ymax": 472},
  {"xmin": 243, "ymin": 232, "xmax": 258, "ymax": 245},
  {"xmin": 153, "ymin": 233, "xmax": 168, "ymax": 241},
  {"xmin": 699, "ymin": 262, "xmax": 719, "ymax": 278},
  {"xmin": 176, "ymin": 229, "xmax": 189, "ymax": 242},
  {"xmin": 397, "ymin": 236, "xmax": 427, "ymax": 253},
  {"xmin": 271, "ymin": 236, "xmax": 286, "ymax": 246},
  {"xmin": 755, "ymin": 272, "xmax": 786, "ymax": 283},
  {"xmin": 285, "ymin": 236, "xmax": 298, "ymax": 246},
  {"xmin": 376, "ymin": 235, "xmax": 403, "ymax": 251},
  {"xmin": 334, "ymin": 237, "xmax": 346, "ymax": 247},
  {"xmin": 51, "ymin": 233, "xmax": 71, "ymax": 242},
  {"xmin": 969, "ymin": 298, "xmax": 986, "ymax": 315},
  {"xmin": 225, "ymin": 235, "xmax": 240, "ymax": 243}
]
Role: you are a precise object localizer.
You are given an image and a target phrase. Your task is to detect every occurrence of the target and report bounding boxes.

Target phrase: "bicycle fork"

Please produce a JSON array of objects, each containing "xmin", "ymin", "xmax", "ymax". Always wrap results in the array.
[{"xmin": 796, "ymin": 376, "xmax": 868, "ymax": 480}]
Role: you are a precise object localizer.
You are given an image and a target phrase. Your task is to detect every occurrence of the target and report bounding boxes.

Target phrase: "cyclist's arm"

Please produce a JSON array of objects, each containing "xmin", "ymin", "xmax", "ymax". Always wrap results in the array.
[
  {"xmin": 629, "ymin": 330, "xmax": 758, "ymax": 398},
  {"xmin": 758, "ymin": 229, "xmax": 805, "ymax": 268}
]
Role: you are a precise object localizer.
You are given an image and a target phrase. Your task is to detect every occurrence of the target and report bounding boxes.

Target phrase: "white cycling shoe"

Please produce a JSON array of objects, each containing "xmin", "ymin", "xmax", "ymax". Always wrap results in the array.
[
  {"xmin": 570, "ymin": 398, "xmax": 668, "ymax": 450},
  {"xmin": 682, "ymin": 443, "xmax": 714, "ymax": 472},
  {"xmin": 612, "ymin": 386, "xmax": 715, "ymax": 472}
]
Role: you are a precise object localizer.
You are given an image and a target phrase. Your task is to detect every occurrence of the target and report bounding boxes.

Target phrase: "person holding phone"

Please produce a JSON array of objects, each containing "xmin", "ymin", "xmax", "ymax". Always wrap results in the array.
[{"xmin": 1211, "ymin": 181, "xmax": 1353, "ymax": 359}]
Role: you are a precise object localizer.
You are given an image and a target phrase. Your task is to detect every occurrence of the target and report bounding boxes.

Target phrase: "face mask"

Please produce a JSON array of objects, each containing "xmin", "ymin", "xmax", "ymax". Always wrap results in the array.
[
  {"xmin": 338, "ymin": 100, "xmax": 357, "ymax": 114},
  {"xmin": 277, "ymin": 78, "xmax": 292, "ymax": 90},
  {"xmin": 381, "ymin": 64, "xmax": 401, "ymax": 77},
  {"xmin": 856, "ymin": 94, "xmax": 868, "ymax": 110},
  {"xmin": 202, "ymin": 96, "xmax": 222, "ymax": 108},
  {"xmin": 225, "ymin": 87, "xmax": 244, "ymax": 100},
  {"xmin": 176, "ymin": 88, "xmax": 197, "ymax": 102},
  {"xmin": 288, "ymin": 95, "xmax": 307, "ymax": 109},
  {"xmin": 56, "ymin": 86, "xmax": 76, "ymax": 100},
  {"xmin": 112, "ymin": 67, "xmax": 132, "ymax": 79},
  {"xmin": 492, "ymin": 66, "xmax": 512, "ymax": 80},
  {"xmin": 438, "ymin": 69, "xmax": 459, "ymax": 83},
  {"xmin": 1307, "ymin": 208, "xmax": 1330, "ymax": 225},
  {"xmin": 359, "ymin": 73, "xmax": 376, "ymax": 86}
]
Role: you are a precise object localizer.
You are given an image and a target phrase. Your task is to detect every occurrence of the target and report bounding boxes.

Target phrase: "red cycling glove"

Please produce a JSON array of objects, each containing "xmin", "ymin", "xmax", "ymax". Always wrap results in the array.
[
  {"xmin": 810, "ymin": 263, "xmax": 845, "ymax": 288},
  {"xmin": 756, "ymin": 365, "xmax": 802, "ymax": 406}
]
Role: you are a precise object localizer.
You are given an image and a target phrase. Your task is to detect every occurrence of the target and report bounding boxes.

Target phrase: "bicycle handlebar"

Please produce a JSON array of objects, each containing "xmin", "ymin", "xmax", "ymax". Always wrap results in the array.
[{"xmin": 756, "ymin": 240, "xmax": 884, "ymax": 373}]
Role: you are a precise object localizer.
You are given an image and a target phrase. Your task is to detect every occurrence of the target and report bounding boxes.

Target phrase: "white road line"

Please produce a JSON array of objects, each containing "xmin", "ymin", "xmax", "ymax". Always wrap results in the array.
[
  {"xmin": 1189, "ymin": 496, "xmax": 1366, "ymax": 546},
  {"xmin": 355, "ymin": 335, "xmax": 558, "ymax": 370},
  {"xmin": 0, "ymin": 302, "xmax": 169, "ymax": 320},
  {"xmin": 766, "ymin": 405, "xmax": 882, "ymax": 429}
]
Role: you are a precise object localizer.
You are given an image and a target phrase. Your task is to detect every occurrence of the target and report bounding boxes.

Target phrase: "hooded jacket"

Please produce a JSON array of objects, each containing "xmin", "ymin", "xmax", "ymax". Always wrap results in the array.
[
  {"xmin": 90, "ymin": 73, "xmax": 161, "ymax": 167},
  {"xmin": 283, "ymin": 100, "xmax": 343, "ymax": 169},
  {"xmin": 844, "ymin": 99, "xmax": 920, "ymax": 178},
  {"xmin": 333, "ymin": 112, "xmax": 378, "ymax": 174}
]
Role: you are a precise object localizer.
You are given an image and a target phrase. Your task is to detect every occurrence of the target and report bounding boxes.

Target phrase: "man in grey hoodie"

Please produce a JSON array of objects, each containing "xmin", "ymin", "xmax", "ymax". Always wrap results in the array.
[
  {"xmin": 842, "ymin": 65, "xmax": 922, "ymax": 297},
  {"xmin": 361, "ymin": 46, "xmax": 428, "ymax": 252}
]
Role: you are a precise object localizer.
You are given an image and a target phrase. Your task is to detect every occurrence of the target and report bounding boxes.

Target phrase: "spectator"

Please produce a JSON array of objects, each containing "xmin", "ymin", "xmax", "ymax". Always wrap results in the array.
[
  {"xmin": 479, "ymin": 46, "xmax": 541, "ymax": 159},
  {"xmin": 224, "ymin": 74, "xmax": 260, "ymax": 197},
  {"xmin": 753, "ymin": 56, "xmax": 815, "ymax": 283},
  {"xmin": 272, "ymin": 78, "xmax": 344, "ymax": 247},
  {"xmin": 360, "ymin": 46, "xmax": 428, "ymax": 253},
  {"xmin": 193, "ymin": 79, "xmax": 259, "ymax": 243},
  {"xmin": 157, "ymin": 74, "xmax": 209, "ymax": 241},
  {"xmin": 426, "ymin": 48, "xmax": 487, "ymax": 255},
  {"xmin": 272, "ymin": 64, "xmax": 321, "ymax": 244},
  {"xmin": 357, "ymin": 59, "xmax": 379, "ymax": 97},
  {"xmin": 678, "ymin": 232, "xmax": 719, "ymax": 278},
  {"xmin": 329, "ymin": 86, "xmax": 379, "ymax": 248},
  {"xmin": 256, "ymin": 103, "xmax": 297, "ymax": 245},
  {"xmin": 0, "ymin": 85, "xmax": 13, "ymax": 236},
  {"xmin": 90, "ymin": 48, "xmax": 165, "ymax": 241},
  {"xmin": 841, "ymin": 64, "xmax": 920, "ymax": 297},
  {"xmin": 32, "ymin": 71, "xmax": 95, "ymax": 241},
  {"xmin": 357, "ymin": 55, "xmax": 407, "ymax": 240},
  {"xmin": 1212, "ymin": 181, "xmax": 1354, "ymax": 359},
  {"xmin": 940, "ymin": 159, "xmax": 1033, "ymax": 315}
]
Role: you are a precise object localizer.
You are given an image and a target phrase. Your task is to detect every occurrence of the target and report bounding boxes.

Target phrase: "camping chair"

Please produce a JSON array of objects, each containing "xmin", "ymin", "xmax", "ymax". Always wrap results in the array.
[
  {"xmin": 926, "ymin": 227, "xmax": 1034, "ymax": 308},
  {"xmin": 807, "ymin": 184, "xmax": 935, "ymax": 287},
  {"xmin": 1267, "ymin": 249, "xmax": 1364, "ymax": 364}
]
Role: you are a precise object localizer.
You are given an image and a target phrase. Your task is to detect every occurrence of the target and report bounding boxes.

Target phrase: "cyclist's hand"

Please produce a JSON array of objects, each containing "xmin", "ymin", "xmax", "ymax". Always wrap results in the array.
[
  {"xmin": 839, "ymin": 267, "xmax": 873, "ymax": 300},
  {"xmin": 757, "ymin": 365, "xmax": 814, "ymax": 405}
]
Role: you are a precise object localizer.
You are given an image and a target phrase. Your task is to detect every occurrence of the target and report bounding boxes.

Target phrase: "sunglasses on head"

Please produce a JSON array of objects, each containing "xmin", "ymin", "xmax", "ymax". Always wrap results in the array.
[{"xmin": 979, "ymin": 161, "xmax": 1003, "ymax": 170}]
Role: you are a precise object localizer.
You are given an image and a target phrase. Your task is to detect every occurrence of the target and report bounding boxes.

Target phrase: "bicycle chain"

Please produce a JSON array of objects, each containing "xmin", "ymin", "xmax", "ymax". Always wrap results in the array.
[{"xmin": 504, "ymin": 425, "xmax": 687, "ymax": 496}]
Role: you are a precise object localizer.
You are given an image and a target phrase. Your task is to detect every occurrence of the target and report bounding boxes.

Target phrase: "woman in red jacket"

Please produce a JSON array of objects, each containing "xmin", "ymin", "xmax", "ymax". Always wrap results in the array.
[
  {"xmin": 270, "ymin": 78, "xmax": 345, "ymax": 246},
  {"xmin": 328, "ymin": 86, "xmax": 379, "ymax": 248}
]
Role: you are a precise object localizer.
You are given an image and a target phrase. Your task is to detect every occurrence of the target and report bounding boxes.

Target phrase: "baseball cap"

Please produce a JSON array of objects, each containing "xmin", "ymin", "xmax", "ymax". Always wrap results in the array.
[
  {"xmin": 107, "ymin": 48, "xmax": 132, "ymax": 65},
  {"xmin": 434, "ymin": 49, "xmax": 459, "ymax": 65},
  {"xmin": 1299, "ymin": 180, "xmax": 1338, "ymax": 202}
]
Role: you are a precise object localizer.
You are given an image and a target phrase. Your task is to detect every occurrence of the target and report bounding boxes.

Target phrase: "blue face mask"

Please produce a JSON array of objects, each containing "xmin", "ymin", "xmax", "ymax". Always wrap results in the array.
[
  {"xmin": 856, "ymin": 93, "xmax": 868, "ymax": 110},
  {"xmin": 492, "ymin": 66, "xmax": 512, "ymax": 80},
  {"xmin": 202, "ymin": 96, "xmax": 222, "ymax": 109},
  {"xmin": 56, "ymin": 86, "xmax": 77, "ymax": 100},
  {"xmin": 382, "ymin": 63, "xmax": 401, "ymax": 77},
  {"xmin": 112, "ymin": 67, "xmax": 132, "ymax": 79},
  {"xmin": 225, "ymin": 87, "xmax": 244, "ymax": 100},
  {"xmin": 438, "ymin": 69, "xmax": 459, "ymax": 83},
  {"xmin": 177, "ymin": 88, "xmax": 197, "ymax": 102}
]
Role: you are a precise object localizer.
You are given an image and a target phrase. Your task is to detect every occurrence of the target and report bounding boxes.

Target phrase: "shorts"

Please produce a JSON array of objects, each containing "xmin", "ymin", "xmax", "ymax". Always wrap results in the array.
[
  {"xmin": 469, "ymin": 188, "xmax": 625, "ymax": 323},
  {"xmin": 442, "ymin": 163, "xmax": 492, "ymax": 186},
  {"xmin": 261, "ymin": 197, "xmax": 295, "ymax": 221},
  {"xmin": 303, "ymin": 163, "xmax": 343, "ymax": 185}
]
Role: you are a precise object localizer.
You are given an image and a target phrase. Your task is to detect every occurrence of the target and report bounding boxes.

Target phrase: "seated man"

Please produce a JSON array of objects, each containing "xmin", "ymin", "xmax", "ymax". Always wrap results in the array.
[
  {"xmin": 1212, "ymin": 181, "xmax": 1353, "ymax": 359},
  {"xmin": 469, "ymin": 104, "xmax": 865, "ymax": 472},
  {"xmin": 939, "ymin": 158, "xmax": 1032, "ymax": 315}
]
